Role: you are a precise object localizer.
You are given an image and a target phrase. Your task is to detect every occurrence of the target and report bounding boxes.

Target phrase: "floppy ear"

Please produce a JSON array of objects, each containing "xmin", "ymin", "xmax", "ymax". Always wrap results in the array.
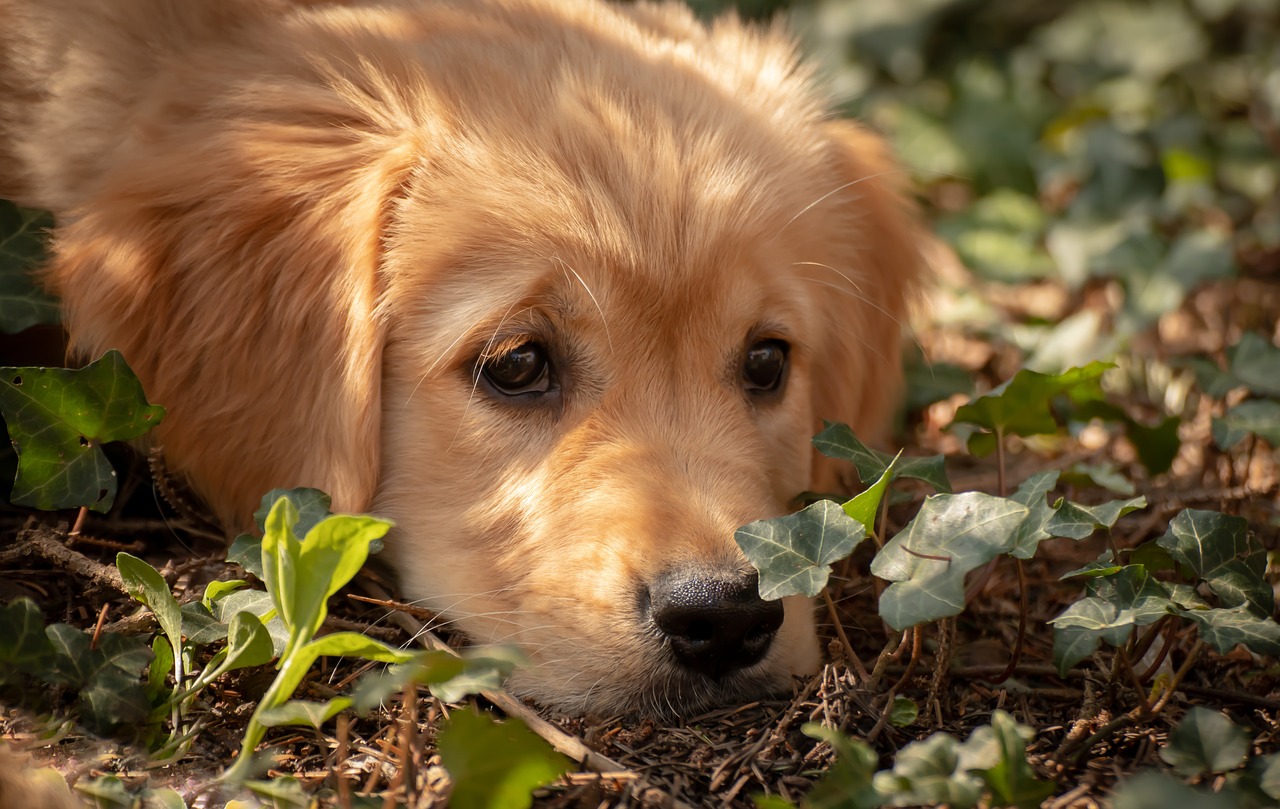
[
  {"xmin": 42, "ymin": 65, "xmax": 417, "ymax": 528},
  {"xmin": 809, "ymin": 120, "xmax": 928, "ymax": 487}
]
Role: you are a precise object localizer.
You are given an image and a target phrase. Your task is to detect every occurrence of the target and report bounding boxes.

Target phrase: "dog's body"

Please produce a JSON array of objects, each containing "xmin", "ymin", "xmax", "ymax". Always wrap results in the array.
[{"xmin": 1, "ymin": 0, "xmax": 924, "ymax": 714}]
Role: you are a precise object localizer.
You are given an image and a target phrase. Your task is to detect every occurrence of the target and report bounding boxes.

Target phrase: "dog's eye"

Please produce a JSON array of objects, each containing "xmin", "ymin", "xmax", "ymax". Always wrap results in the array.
[
  {"xmin": 743, "ymin": 339, "xmax": 788, "ymax": 394},
  {"xmin": 481, "ymin": 342, "xmax": 552, "ymax": 395}
]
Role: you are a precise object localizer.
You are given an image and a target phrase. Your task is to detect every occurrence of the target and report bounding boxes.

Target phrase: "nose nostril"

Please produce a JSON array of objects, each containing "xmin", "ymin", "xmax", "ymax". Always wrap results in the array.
[{"xmin": 648, "ymin": 571, "xmax": 785, "ymax": 680}]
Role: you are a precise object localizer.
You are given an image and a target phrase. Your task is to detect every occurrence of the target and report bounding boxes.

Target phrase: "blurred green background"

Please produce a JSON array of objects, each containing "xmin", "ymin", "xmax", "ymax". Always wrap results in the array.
[{"xmin": 689, "ymin": 0, "xmax": 1279, "ymax": 370}]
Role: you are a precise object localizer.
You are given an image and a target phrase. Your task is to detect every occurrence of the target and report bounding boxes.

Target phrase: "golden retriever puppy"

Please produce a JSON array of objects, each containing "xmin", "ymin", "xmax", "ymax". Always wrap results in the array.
[{"xmin": 0, "ymin": 0, "xmax": 925, "ymax": 714}]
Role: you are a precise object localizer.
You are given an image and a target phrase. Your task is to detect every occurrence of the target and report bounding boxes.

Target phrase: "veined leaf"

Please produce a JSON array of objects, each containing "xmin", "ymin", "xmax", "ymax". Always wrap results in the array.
[
  {"xmin": 1182, "ymin": 605, "xmax": 1280, "ymax": 656},
  {"xmin": 735, "ymin": 500, "xmax": 867, "ymax": 600},
  {"xmin": 1159, "ymin": 706, "xmax": 1250, "ymax": 777},
  {"xmin": 871, "ymin": 493, "xmax": 1028, "ymax": 631},
  {"xmin": 0, "ymin": 350, "xmax": 165, "ymax": 512},
  {"xmin": 951, "ymin": 362, "xmax": 1113, "ymax": 454},
  {"xmin": 1046, "ymin": 495, "xmax": 1147, "ymax": 540},
  {"xmin": 812, "ymin": 421, "xmax": 951, "ymax": 492},
  {"xmin": 0, "ymin": 201, "xmax": 59, "ymax": 334},
  {"xmin": 1157, "ymin": 509, "xmax": 1271, "ymax": 613}
]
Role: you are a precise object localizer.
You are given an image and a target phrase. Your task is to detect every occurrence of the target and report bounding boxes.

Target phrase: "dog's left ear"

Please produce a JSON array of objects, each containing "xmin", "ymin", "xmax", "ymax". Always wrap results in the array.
[
  {"xmin": 43, "ymin": 68, "xmax": 418, "ymax": 528},
  {"xmin": 807, "ymin": 120, "xmax": 928, "ymax": 487}
]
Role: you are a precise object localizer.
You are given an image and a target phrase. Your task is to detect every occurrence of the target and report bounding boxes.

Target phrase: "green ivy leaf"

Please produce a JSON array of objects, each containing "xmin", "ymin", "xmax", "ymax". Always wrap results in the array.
[
  {"xmin": 1159, "ymin": 706, "xmax": 1251, "ymax": 777},
  {"xmin": 1046, "ymin": 496, "xmax": 1147, "ymax": 540},
  {"xmin": 975, "ymin": 711, "xmax": 1055, "ymax": 809},
  {"xmin": 1182, "ymin": 606, "xmax": 1280, "ymax": 657},
  {"xmin": 1059, "ymin": 461, "xmax": 1136, "ymax": 496},
  {"xmin": 47, "ymin": 624, "xmax": 153, "ymax": 734},
  {"xmin": 1008, "ymin": 471, "xmax": 1060, "ymax": 559},
  {"xmin": 0, "ymin": 350, "xmax": 165, "ymax": 512},
  {"xmin": 437, "ymin": 709, "xmax": 571, "ymax": 809},
  {"xmin": 1212, "ymin": 399, "xmax": 1280, "ymax": 450},
  {"xmin": 0, "ymin": 201, "xmax": 60, "ymax": 334},
  {"xmin": 1157, "ymin": 509, "xmax": 1271, "ymax": 613},
  {"xmin": 0, "ymin": 597, "xmax": 56, "ymax": 683},
  {"xmin": 802, "ymin": 724, "xmax": 884, "ymax": 809},
  {"xmin": 1111, "ymin": 772, "xmax": 1236, "ymax": 809},
  {"xmin": 812, "ymin": 422, "xmax": 951, "ymax": 492},
  {"xmin": 951, "ymin": 362, "xmax": 1113, "ymax": 454},
  {"xmin": 871, "ymin": 493, "xmax": 1028, "ymax": 631},
  {"xmin": 871, "ymin": 732, "xmax": 983, "ymax": 809},
  {"xmin": 735, "ymin": 500, "xmax": 867, "ymax": 600},
  {"xmin": 1049, "ymin": 566, "xmax": 1173, "ymax": 674},
  {"xmin": 253, "ymin": 487, "xmax": 333, "ymax": 537},
  {"xmin": 1228, "ymin": 332, "xmax": 1280, "ymax": 398}
]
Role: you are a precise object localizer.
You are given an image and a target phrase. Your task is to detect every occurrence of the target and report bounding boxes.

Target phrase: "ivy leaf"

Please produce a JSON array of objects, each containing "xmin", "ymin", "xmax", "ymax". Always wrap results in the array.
[
  {"xmin": 1212, "ymin": 399, "xmax": 1280, "ymax": 450},
  {"xmin": 1228, "ymin": 332, "xmax": 1280, "ymax": 398},
  {"xmin": 0, "ymin": 597, "xmax": 56, "ymax": 683},
  {"xmin": 802, "ymin": 724, "xmax": 884, "ymax": 809},
  {"xmin": 1159, "ymin": 707, "xmax": 1250, "ymax": 777},
  {"xmin": 1049, "ymin": 566, "xmax": 1173, "ymax": 674},
  {"xmin": 437, "ymin": 709, "xmax": 571, "ymax": 809},
  {"xmin": 1059, "ymin": 461, "xmax": 1136, "ymax": 496},
  {"xmin": 888, "ymin": 696, "xmax": 919, "ymax": 728},
  {"xmin": 0, "ymin": 350, "xmax": 165, "ymax": 512},
  {"xmin": 735, "ymin": 500, "xmax": 867, "ymax": 600},
  {"xmin": 1046, "ymin": 496, "xmax": 1147, "ymax": 540},
  {"xmin": 253, "ymin": 487, "xmax": 333, "ymax": 537},
  {"xmin": 1157, "ymin": 509, "xmax": 1271, "ymax": 613},
  {"xmin": 0, "ymin": 201, "xmax": 60, "ymax": 334},
  {"xmin": 951, "ymin": 362, "xmax": 1113, "ymax": 455},
  {"xmin": 1182, "ymin": 605, "xmax": 1280, "ymax": 656},
  {"xmin": 1008, "ymin": 471, "xmax": 1060, "ymax": 559},
  {"xmin": 47, "ymin": 624, "xmax": 153, "ymax": 734},
  {"xmin": 1111, "ymin": 772, "xmax": 1236, "ymax": 809},
  {"xmin": 871, "ymin": 493, "xmax": 1028, "ymax": 631},
  {"xmin": 974, "ymin": 711, "xmax": 1055, "ymax": 809},
  {"xmin": 872, "ymin": 732, "xmax": 983, "ymax": 809},
  {"xmin": 812, "ymin": 421, "xmax": 951, "ymax": 492}
]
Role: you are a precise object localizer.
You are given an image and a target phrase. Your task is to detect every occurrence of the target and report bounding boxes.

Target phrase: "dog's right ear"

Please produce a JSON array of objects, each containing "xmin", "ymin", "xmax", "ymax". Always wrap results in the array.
[
  {"xmin": 42, "ymin": 59, "xmax": 419, "ymax": 528},
  {"xmin": 807, "ymin": 120, "xmax": 928, "ymax": 489}
]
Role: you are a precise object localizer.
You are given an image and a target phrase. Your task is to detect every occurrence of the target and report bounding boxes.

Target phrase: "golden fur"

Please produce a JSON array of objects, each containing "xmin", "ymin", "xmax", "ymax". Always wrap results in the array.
[{"xmin": 0, "ymin": 0, "xmax": 925, "ymax": 714}]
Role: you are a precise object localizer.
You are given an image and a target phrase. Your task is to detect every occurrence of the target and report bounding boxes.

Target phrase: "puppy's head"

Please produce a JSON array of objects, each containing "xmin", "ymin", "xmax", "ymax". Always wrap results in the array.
[{"xmin": 43, "ymin": 1, "xmax": 924, "ymax": 714}]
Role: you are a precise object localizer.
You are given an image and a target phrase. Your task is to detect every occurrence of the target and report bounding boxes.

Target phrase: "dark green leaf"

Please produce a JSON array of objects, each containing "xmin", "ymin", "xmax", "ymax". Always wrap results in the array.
[
  {"xmin": 1213, "ymin": 399, "xmax": 1280, "ymax": 450},
  {"xmin": 812, "ymin": 422, "xmax": 951, "ymax": 492},
  {"xmin": 47, "ymin": 624, "xmax": 153, "ymax": 734},
  {"xmin": 951, "ymin": 362, "xmax": 1113, "ymax": 453},
  {"xmin": 1111, "ymin": 772, "xmax": 1236, "ymax": 809},
  {"xmin": 1159, "ymin": 706, "xmax": 1250, "ymax": 777},
  {"xmin": 1157, "ymin": 509, "xmax": 1271, "ymax": 613},
  {"xmin": 0, "ymin": 597, "xmax": 56, "ymax": 683},
  {"xmin": 0, "ymin": 350, "xmax": 165, "ymax": 512},
  {"xmin": 437, "ymin": 709, "xmax": 571, "ymax": 809},
  {"xmin": 1229, "ymin": 333, "xmax": 1280, "ymax": 398},
  {"xmin": 0, "ymin": 201, "xmax": 60, "ymax": 334},
  {"xmin": 1182, "ymin": 606, "xmax": 1280, "ymax": 656},
  {"xmin": 1008, "ymin": 471, "xmax": 1060, "ymax": 559},
  {"xmin": 1046, "ymin": 496, "xmax": 1147, "ymax": 540}
]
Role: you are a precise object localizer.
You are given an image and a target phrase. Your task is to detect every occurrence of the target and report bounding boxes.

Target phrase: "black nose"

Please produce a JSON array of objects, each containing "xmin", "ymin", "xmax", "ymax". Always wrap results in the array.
[{"xmin": 648, "ymin": 571, "xmax": 785, "ymax": 680}]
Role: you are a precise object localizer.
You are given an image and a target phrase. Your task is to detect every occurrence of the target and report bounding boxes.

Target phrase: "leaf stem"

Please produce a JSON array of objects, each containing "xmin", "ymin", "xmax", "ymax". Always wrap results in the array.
[
  {"xmin": 822, "ymin": 589, "xmax": 869, "ymax": 683},
  {"xmin": 987, "ymin": 559, "xmax": 1027, "ymax": 685},
  {"xmin": 995, "ymin": 427, "xmax": 1007, "ymax": 498}
]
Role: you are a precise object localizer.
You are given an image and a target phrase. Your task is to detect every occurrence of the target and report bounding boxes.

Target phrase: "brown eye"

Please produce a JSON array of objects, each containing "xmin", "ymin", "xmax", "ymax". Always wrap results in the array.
[
  {"xmin": 743, "ymin": 339, "xmax": 787, "ymax": 393},
  {"xmin": 481, "ymin": 342, "xmax": 552, "ymax": 395}
]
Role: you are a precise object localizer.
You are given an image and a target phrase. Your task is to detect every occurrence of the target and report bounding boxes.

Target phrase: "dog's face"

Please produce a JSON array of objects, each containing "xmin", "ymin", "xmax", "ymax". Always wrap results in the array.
[
  {"xmin": 20, "ymin": 0, "xmax": 924, "ymax": 714},
  {"xmin": 368, "ymin": 67, "xmax": 921, "ymax": 711}
]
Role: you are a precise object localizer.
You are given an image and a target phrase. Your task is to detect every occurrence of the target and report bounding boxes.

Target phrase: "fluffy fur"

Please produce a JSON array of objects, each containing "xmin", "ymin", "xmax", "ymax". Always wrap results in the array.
[{"xmin": 0, "ymin": 0, "xmax": 925, "ymax": 714}]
